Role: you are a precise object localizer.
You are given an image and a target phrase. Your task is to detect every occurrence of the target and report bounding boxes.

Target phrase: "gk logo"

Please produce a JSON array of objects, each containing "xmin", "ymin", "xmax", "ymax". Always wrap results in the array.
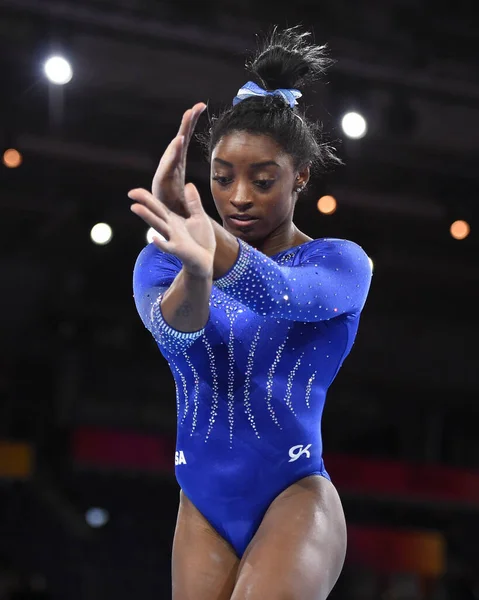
[
  {"xmin": 175, "ymin": 451, "xmax": 187, "ymax": 466},
  {"xmin": 288, "ymin": 444, "xmax": 312, "ymax": 462}
]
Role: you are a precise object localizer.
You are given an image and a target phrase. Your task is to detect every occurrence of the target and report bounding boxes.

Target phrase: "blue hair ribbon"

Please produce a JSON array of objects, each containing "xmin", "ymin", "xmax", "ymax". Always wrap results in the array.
[{"xmin": 233, "ymin": 81, "xmax": 302, "ymax": 108}]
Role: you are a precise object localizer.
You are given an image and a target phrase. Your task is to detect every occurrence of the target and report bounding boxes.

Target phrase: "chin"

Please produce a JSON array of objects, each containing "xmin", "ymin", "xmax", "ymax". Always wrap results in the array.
[{"xmin": 233, "ymin": 229, "xmax": 264, "ymax": 243}]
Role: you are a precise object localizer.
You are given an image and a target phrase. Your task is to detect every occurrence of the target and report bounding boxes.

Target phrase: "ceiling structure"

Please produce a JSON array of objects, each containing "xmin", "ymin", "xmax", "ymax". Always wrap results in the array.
[{"xmin": 0, "ymin": 0, "xmax": 478, "ymax": 596}]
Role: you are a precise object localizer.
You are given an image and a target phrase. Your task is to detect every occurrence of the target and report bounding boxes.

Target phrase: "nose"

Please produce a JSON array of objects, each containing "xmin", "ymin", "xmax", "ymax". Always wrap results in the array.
[{"xmin": 229, "ymin": 182, "xmax": 253, "ymax": 210}]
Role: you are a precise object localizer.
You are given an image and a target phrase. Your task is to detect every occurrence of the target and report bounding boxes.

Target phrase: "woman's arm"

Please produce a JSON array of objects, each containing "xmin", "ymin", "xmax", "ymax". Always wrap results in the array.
[
  {"xmin": 160, "ymin": 267, "xmax": 212, "ymax": 332},
  {"xmin": 132, "ymin": 243, "xmax": 211, "ymax": 356},
  {"xmin": 211, "ymin": 234, "xmax": 372, "ymax": 321},
  {"xmin": 130, "ymin": 108, "xmax": 216, "ymax": 337},
  {"xmin": 209, "ymin": 219, "xmax": 240, "ymax": 279},
  {"xmin": 130, "ymin": 182, "xmax": 215, "ymax": 336}
]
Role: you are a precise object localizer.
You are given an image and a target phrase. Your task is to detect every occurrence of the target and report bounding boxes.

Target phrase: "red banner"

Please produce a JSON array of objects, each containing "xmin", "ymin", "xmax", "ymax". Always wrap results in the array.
[
  {"xmin": 72, "ymin": 427, "xmax": 175, "ymax": 472},
  {"xmin": 326, "ymin": 454, "xmax": 479, "ymax": 507}
]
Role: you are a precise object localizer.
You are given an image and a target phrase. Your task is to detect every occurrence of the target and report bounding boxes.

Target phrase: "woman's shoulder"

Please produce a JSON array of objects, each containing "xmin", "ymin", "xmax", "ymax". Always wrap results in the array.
[{"xmin": 293, "ymin": 237, "xmax": 368, "ymax": 260}]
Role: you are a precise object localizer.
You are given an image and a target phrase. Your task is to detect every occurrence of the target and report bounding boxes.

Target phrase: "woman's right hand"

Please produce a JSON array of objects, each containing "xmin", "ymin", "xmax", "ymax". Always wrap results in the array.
[{"xmin": 128, "ymin": 183, "xmax": 216, "ymax": 279}]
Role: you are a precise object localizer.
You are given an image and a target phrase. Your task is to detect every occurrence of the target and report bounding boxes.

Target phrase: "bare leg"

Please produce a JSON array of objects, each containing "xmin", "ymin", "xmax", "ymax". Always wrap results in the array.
[
  {"xmin": 232, "ymin": 475, "xmax": 347, "ymax": 600},
  {"xmin": 172, "ymin": 490, "xmax": 239, "ymax": 600}
]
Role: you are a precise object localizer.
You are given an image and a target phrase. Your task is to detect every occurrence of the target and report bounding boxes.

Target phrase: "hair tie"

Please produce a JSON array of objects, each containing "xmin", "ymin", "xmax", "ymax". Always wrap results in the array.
[{"xmin": 233, "ymin": 81, "xmax": 302, "ymax": 108}]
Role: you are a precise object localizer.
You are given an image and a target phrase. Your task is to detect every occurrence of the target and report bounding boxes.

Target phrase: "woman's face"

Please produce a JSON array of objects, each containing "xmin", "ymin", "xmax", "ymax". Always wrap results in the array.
[{"xmin": 210, "ymin": 132, "xmax": 308, "ymax": 244}]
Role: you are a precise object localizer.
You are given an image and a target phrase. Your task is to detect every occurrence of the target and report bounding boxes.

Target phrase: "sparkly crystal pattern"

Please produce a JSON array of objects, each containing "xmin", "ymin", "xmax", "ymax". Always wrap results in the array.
[
  {"xmin": 184, "ymin": 353, "xmax": 200, "ymax": 435},
  {"xmin": 203, "ymin": 337, "xmax": 219, "ymax": 441},
  {"xmin": 132, "ymin": 238, "xmax": 372, "ymax": 557},
  {"xmin": 243, "ymin": 326, "xmax": 262, "ymax": 439},
  {"xmin": 265, "ymin": 328, "xmax": 291, "ymax": 429},
  {"xmin": 226, "ymin": 313, "xmax": 238, "ymax": 448},
  {"xmin": 214, "ymin": 237, "xmax": 372, "ymax": 321},
  {"xmin": 305, "ymin": 371, "xmax": 317, "ymax": 409},
  {"xmin": 284, "ymin": 354, "xmax": 304, "ymax": 415},
  {"xmin": 150, "ymin": 295, "xmax": 205, "ymax": 355},
  {"xmin": 170, "ymin": 360, "xmax": 181, "ymax": 416},
  {"xmin": 176, "ymin": 364, "xmax": 189, "ymax": 423}
]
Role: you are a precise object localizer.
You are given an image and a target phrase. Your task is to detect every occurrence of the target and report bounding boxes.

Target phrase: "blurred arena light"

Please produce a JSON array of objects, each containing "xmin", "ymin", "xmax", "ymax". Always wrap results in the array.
[
  {"xmin": 85, "ymin": 507, "xmax": 109, "ymax": 528},
  {"xmin": 90, "ymin": 222, "xmax": 113, "ymax": 245},
  {"xmin": 44, "ymin": 56, "xmax": 73, "ymax": 85},
  {"xmin": 341, "ymin": 111, "xmax": 367, "ymax": 139},
  {"xmin": 317, "ymin": 195, "xmax": 337, "ymax": 215},
  {"xmin": 146, "ymin": 227, "xmax": 166, "ymax": 244},
  {"xmin": 2, "ymin": 148, "xmax": 22, "ymax": 168},
  {"xmin": 450, "ymin": 219, "xmax": 470, "ymax": 240}
]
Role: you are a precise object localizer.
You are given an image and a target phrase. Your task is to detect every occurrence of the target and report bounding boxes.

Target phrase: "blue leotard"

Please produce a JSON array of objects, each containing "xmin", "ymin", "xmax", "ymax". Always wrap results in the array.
[{"xmin": 133, "ymin": 236, "xmax": 372, "ymax": 557}]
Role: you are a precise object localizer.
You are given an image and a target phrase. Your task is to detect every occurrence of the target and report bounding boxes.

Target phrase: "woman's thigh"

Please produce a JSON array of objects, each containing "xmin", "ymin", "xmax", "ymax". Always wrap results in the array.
[
  {"xmin": 232, "ymin": 475, "xmax": 347, "ymax": 600},
  {"xmin": 172, "ymin": 490, "xmax": 239, "ymax": 600}
]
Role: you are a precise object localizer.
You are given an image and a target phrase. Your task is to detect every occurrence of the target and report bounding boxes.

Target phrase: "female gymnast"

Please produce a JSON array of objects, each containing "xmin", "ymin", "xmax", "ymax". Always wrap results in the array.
[{"xmin": 130, "ymin": 27, "xmax": 372, "ymax": 600}]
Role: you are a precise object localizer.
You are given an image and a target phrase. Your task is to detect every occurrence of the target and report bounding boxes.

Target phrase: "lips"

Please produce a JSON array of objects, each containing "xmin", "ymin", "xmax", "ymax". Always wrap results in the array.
[{"xmin": 228, "ymin": 214, "xmax": 259, "ymax": 228}]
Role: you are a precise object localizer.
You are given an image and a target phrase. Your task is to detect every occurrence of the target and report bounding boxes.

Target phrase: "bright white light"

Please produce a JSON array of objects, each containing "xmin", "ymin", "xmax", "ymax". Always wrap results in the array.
[
  {"xmin": 368, "ymin": 256, "xmax": 374, "ymax": 272},
  {"xmin": 90, "ymin": 222, "xmax": 113, "ymax": 245},
  {"xmin": 146, "ymin": 227, "xmax": 166, "ymax": 244},
  {"xmin": 44, "ymin": 56, "xmax": 73, "ymax": 85},
  {"xmin": 85, "ymin": 507, "xmax": 109, "ymax": 528},
  {"xmin": 341, "ymin": 112, "xmax": 367, "ymax": 139}
]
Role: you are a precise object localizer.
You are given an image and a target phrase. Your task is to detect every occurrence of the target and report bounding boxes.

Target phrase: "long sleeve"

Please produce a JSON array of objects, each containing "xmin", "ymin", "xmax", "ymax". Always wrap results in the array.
[
  {"xmin": 214, "ymin": 237, "xmax": 372, "ymax": 321},
  {"xmin": 132, "ymin": 243, "xmax": 205, "ymax": 354}
]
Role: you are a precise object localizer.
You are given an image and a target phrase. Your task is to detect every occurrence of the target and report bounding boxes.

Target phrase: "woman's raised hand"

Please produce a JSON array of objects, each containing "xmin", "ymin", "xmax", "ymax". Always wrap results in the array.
[
  {"xmin": 151, "ymin": 102, "xmax": 206, "ymax": 217},
  {"xmin": 128, "ymin": 103, "xmax": 216, "ymax": 279}
]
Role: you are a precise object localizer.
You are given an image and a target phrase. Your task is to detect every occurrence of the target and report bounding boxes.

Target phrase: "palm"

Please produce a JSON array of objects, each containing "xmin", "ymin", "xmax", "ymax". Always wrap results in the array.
[
  {"xmin": 151, "ymin": 103, "xmax": 206, "ymax": 218},
  {"xmin": 128, "ymin": 184, "xmax": 215, "ymax": 278},
  {"xmin": 182, "ymin": 187, "xmax": 215, "ymax": 251},
  {"xmin": 129, "ymin": 103, "xmax": 216, "ymax": 277}
]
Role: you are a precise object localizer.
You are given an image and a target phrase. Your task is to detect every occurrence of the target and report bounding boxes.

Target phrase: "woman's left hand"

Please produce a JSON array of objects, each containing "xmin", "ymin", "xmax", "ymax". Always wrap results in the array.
[{"xmin": 151, "ymin": 102, "xmax": 206, "ymax": 218}]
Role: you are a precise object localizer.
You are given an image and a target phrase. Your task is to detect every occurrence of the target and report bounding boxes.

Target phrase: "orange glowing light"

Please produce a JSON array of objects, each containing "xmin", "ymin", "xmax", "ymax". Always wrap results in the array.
[
  {"xmin": 450, "ymin": 220, "xmax": 470, "ymax": 240},
  {"xmin": 317, "ymin": 195, "xmax": 337, "ymax": 215},
  {"xmin": 3, "ymin": 148, "xmax": 22, "ymax": 168}
]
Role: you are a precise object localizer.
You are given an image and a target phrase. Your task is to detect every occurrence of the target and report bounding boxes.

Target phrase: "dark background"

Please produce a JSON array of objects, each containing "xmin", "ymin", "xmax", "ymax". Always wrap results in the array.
[{"xmin": 0, "ymin": 0, "xmax": 478, "ymax": 598}]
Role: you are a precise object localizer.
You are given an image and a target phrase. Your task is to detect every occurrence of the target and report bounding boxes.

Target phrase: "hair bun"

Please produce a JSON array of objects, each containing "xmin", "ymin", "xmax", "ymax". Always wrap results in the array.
[{"xmin": 246, "ymin": 25, "xmax": 334, "ymax": 92}]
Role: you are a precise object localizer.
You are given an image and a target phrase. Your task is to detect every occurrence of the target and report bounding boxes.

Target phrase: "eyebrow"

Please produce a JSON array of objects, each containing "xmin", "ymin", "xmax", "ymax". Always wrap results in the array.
[{"xmin": 213, "ymin": 158, "xmax": 281, "ymax": 169}]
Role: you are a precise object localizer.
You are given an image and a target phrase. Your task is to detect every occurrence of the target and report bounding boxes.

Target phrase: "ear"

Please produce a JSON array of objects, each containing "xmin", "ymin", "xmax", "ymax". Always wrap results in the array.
[{"xmin": 294, "ymin": 164, "xmax": 311, "ymax": 193}]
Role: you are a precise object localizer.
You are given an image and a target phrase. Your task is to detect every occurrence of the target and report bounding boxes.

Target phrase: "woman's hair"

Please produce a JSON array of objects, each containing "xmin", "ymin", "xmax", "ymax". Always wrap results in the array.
[{"xmin": 199, "ymin": 26, "xmax": 342, "ymax": 175}]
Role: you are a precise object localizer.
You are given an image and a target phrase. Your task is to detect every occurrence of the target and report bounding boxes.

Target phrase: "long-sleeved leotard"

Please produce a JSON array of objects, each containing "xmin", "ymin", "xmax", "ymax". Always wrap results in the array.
[{"xmin": 133, "ymin": 236, "xmax": 372, "ymax": 557}]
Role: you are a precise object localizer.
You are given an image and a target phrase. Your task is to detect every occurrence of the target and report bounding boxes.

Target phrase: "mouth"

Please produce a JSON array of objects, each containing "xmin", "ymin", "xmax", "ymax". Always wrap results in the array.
[{"xmin": 228, "ymin": 215, "xmax": 259, "ymax": 228}]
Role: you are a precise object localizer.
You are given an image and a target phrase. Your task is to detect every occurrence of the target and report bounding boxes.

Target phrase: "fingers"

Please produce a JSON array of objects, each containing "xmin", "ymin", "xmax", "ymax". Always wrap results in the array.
[
  {"xmin": 158, "ymin": 103, "xmax": 206, "ymax": 182},
  {"xmin": 152, "ymin": 136, "xmax": 184, "ymax": 196},
  {"xmin": 128, "ymin": 188, "xmax": 169, "ymax": 219},
  {"xmin": 176, "ymin": 108, "xmax": 193, "ymax": 141},
  {"xmin": 130, "ymin": 202, "xmax": 171, "ymax": 241},
  {"xmin": 150, "ymin": 102, "xmax": 205, "ymax": 213},
  {"xmin": 177, "ymin": 103, "xmax": 207, "ymax": 165},
  {"xmin": 150, "ymin": 235, "xmax": 171, "ymax": 253},
  {"xmin": 177, "ymin": 103, "xmax": 206, "ymax": 150},
  {"xmin": 186, "ymin": 103, "xmax": 207, "ymax": 146},
  {"xmin": 128, "ymin": 188, "xmax": 173, "ymax": 237},
  {"xmin": 184, "ymin": 183, "xmax": 204, "ymax": 216}
]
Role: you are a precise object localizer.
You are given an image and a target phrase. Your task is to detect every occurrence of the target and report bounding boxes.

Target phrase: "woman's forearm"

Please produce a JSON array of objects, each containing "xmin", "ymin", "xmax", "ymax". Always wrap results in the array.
[
  {"xmin": 160, "ymin": 267, "xmax": 212, "ymax": 332},
  {"xmin": 209, "ymin": 219, "xmax": 240, "ymax": 279}
]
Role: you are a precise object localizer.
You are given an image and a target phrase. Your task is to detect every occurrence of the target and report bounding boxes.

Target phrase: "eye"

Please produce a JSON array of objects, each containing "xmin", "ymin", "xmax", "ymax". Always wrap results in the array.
[
  {"xmin": 212, "ymin": 176, "xmax": 232, "ymax": 186},
  {"xmin": 254, "ymin": 179, "xmax": 274, "ymax": 190}
]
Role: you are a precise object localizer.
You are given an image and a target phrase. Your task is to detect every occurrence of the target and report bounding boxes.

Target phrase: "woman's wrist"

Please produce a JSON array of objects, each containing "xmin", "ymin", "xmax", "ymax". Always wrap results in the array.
[
  {"xmin": 182, "ymin": 261, "xmax": 214, "ymax": 281},
  {"xmin": 209, "ymin": 219, "xmax": 241, "ymax": 279}
]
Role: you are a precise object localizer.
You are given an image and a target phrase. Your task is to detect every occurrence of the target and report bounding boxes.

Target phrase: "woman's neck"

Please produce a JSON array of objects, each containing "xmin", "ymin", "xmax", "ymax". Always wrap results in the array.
[{"xmin": 253, "ymin": 222, "xmax": 312, "ymax": 257}]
